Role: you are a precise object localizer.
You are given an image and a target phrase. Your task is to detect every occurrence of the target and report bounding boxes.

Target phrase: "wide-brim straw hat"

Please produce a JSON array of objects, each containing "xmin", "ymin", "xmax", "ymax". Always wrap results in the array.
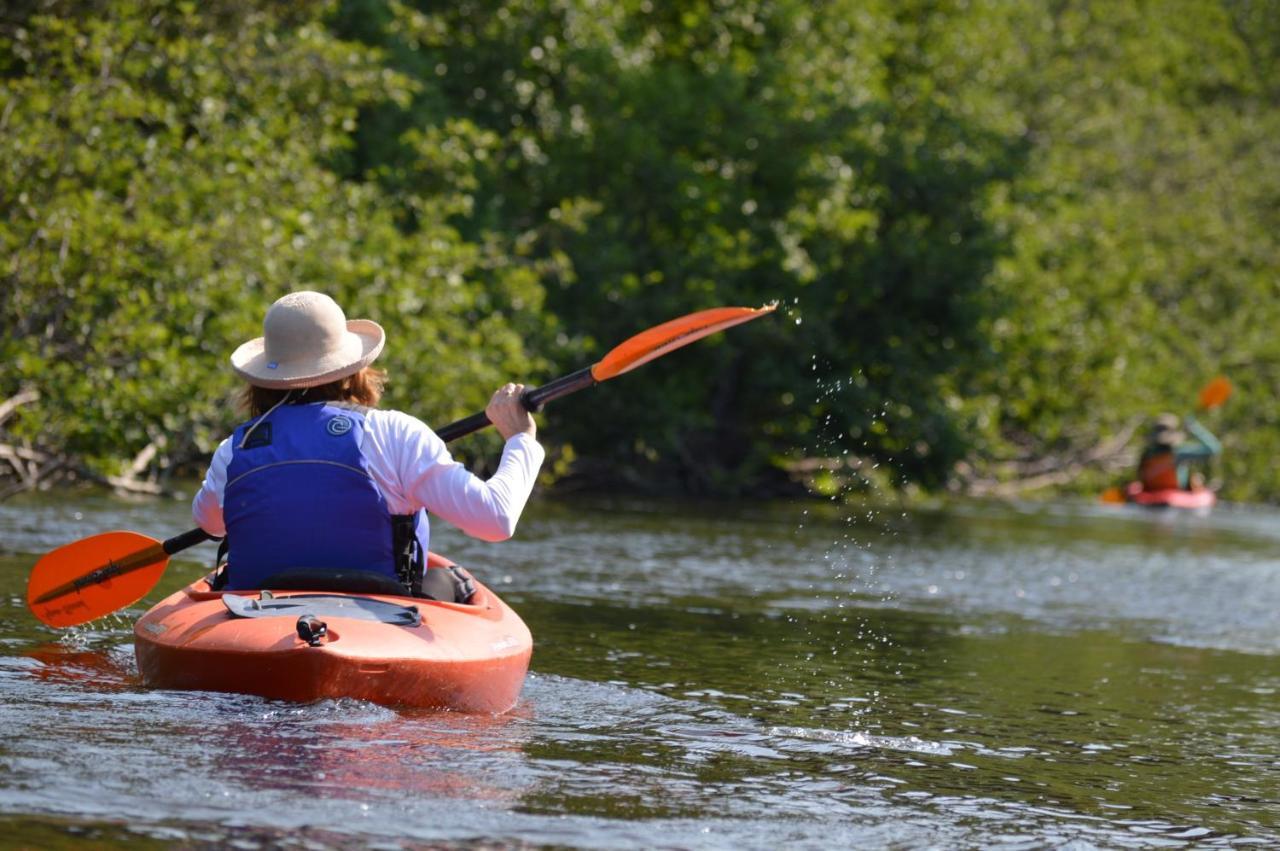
[{"xmin": 231, "ymin": 291, "xmax": 385, "ymax": 389}]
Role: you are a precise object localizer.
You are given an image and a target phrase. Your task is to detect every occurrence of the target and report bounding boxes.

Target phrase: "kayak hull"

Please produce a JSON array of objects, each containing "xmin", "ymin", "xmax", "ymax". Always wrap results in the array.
[
  {"xmin": 133, "ymin": 556, "xmax": 531, "ymax": 713},
  {"xmin": 1123, "ymin": 481, "xmax": 1217, "ymax": 509}
]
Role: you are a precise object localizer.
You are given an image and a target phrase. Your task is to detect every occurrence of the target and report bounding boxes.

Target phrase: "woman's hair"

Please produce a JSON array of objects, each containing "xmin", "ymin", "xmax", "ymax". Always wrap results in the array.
[{"xmin": 238, "ymin": 367, "xmax": 387, "ymax": 416}]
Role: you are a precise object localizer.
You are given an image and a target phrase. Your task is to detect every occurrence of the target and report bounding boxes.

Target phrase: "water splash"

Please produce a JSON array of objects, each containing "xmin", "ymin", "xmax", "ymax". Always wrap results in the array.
[{"xmin": 770, "ymin": 724, "xmax": 956, "ymax": 756}]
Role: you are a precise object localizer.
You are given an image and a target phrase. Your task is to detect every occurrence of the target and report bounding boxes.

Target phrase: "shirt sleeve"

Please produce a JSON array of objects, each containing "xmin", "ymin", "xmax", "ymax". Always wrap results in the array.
[
  {"xmin": 1177, "ymin": 415, "xmax": 1222, "ymax": 459},
  {"xmin": 375, "ymin": 410, "xmax": 545, "ymax": 542},
  {"xmin": 191, "ymin": 437, "xmax": 233, "ymax": 537}
]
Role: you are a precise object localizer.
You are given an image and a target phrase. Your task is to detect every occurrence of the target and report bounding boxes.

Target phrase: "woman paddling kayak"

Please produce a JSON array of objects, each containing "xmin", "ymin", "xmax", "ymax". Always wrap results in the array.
[
  {"xmin": 1136, "ymin": 412, "xmax": 1221, "ymax": 493},
  {"xmin": 191, "ymin": 290, "xmax": 544, "ymax": 600}
]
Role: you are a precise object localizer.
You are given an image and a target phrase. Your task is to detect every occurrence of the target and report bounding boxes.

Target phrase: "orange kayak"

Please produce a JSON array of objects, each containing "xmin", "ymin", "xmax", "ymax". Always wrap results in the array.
[{"xmin": 133, "ymin": 554, "xmax": 531, "ymax": 713}]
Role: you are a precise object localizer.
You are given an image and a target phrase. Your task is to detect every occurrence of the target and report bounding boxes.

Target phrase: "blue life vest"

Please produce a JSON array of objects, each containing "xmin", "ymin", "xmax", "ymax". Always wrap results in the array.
[{"xmin": 222, "ymin": 403, "xmax": 421, "ymax": 590}]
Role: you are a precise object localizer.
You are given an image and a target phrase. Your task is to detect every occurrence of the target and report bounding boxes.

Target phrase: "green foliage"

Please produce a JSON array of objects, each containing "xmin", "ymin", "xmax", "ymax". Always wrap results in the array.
[
  {"xmin": 3, "ymin": 0, "xmax": 1278, "ymax": 500},
  {"xmin": 336, "ymin": 0, "xmax": 1022, "ymax": 493},
  {"xmin": 961, "ymin": 0, "xmax": 1280, "ymax": 500},
  {"xmin": 0, "ymin": 0, "xmax": 542, "ymax": 475}
]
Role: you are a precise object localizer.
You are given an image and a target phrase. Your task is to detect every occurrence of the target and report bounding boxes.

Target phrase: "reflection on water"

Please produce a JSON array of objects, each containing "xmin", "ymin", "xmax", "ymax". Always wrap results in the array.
[{"xmin": 1, "ymin": 491, "xmax": 1279, "ymax": 847}]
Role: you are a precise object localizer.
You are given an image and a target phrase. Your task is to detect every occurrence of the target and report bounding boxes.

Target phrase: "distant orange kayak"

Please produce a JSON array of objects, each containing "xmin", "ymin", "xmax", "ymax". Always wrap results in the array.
[
  {"xmin": 1119, "ymin": 481, "xmax": 1217, "ymax": 509},
  {"xmin": 133, "ymin": 553, "xmax": 531, "ymax": 713}
]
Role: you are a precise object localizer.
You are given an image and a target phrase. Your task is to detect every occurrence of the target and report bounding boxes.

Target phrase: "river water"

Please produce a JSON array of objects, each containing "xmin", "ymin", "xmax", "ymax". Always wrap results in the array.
[{"xmin": 1, "ymin": 490, "xmax": 1277, "ymax": 848}]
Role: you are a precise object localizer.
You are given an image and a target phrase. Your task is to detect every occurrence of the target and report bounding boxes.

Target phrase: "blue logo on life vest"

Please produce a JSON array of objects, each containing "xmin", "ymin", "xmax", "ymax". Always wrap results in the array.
[{"xmin": 327, "ymin": 415, "xmax": 353, "ymax": 436}]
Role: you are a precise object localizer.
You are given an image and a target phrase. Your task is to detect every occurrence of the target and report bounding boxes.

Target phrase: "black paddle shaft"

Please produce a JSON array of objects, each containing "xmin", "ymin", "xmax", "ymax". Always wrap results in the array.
[
  {"xmin": 433, "ymin": 367, "xmax": 596, "ymax": 443},
  {"xmin": 164, "ymin": 527, "xmax": 217, "ymax": 554}
]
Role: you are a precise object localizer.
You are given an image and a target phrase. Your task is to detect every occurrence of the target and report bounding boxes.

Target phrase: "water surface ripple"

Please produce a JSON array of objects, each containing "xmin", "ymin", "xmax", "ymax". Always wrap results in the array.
[{"xmin": 1, "ymin": 492, "xmax": 1277, "ymax": 848}]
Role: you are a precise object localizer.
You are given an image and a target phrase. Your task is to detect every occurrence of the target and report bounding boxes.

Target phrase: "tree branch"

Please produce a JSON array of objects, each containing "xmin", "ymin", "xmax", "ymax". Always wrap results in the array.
[{"xmin": 0, "ymin": 388, "xmax": 39, "ymax": 427}]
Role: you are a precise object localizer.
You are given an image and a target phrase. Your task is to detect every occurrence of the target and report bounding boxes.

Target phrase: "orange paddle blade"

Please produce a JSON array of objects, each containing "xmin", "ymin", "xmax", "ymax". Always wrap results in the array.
[
  {"xmin": 27, "ymin": 531, "xmax": 169, "ymax": 627},
  {"xmin": 1198, "ymin": 376, "xmax": 1232, "ymax": 411},
  {"xmin": 591, "ymin": 303, "xmax": 778, "ymax": 382},
  {"xmin": 1100, "ymin": 486, "xmax": 1127, "ymax": 504}
]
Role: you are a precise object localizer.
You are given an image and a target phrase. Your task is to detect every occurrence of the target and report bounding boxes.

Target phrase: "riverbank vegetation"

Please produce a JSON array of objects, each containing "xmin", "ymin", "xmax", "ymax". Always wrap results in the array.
[{"xmin": 2, "ymin": 0, "xmax": 1277, "ymax": 501}]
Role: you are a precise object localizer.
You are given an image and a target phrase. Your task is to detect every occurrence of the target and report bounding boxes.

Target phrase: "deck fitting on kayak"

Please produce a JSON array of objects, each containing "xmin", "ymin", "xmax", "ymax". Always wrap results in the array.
[{"xmin": 296, "ymin": 615, "xmax": 327, "ymax": 647}]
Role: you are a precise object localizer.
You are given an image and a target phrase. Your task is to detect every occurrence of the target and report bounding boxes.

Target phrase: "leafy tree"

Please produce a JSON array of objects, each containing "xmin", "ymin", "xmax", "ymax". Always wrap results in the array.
[
  {"xmin": 335, "ymin": 0, "xmax": 1020, "ymax": 493},
  {"xmin": 0, "ymin": 0, "xmax": 542, "ymax": 482},
  {"xmin": 962, "ymin": 0, "xmax": 1280, "ymax": 499},
  {"xmin": 4, "ymin": 0, "xmax": 1278, "ymax": 502}
]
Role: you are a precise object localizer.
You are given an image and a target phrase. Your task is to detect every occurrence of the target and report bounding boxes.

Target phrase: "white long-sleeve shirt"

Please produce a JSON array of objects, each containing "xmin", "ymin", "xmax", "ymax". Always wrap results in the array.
[{"xmin": 192, "ymin": 405, "xmax": 545, "ymax": 550}]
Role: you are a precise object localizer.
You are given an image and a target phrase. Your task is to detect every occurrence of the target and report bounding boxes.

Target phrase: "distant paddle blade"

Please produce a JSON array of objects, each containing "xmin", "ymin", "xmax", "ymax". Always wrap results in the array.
[
  {"xmin": 1198, "ymin": 376, "xmax": 1232, "ymax": 411},
  {"xmin": 1100, "ymin": 487, "xmax": 1127, "ymax": 504},
  {"xmin": 27, "ymin": 531, "xmax": 168, "ymax": 627},
  {"xmin": 591, "ymin": 304, "xmax": 778, "ymax": 382}
]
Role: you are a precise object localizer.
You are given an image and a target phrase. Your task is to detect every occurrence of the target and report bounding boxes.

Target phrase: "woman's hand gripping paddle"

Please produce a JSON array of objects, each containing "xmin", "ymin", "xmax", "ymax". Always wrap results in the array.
[{"xmin": 27, "ymin": 303, "xmax": 778, "ymax": 627}]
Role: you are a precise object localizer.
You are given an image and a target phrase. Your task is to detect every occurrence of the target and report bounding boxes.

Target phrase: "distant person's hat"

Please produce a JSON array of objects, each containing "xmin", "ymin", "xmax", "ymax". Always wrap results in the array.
[
  {"xmin": 1149, "ymin": 413, "xmax": 1185, "ymax": 447},
  {"xmin": 230, "ymin": 291, "xmax": 385, "ymax": 389}
]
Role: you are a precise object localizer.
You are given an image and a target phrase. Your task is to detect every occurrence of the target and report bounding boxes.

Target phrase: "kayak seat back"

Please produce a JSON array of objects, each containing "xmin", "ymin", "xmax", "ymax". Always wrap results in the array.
[{"xmin": 257, "ymin": 568, "xmax": 409, "ymax": 596}]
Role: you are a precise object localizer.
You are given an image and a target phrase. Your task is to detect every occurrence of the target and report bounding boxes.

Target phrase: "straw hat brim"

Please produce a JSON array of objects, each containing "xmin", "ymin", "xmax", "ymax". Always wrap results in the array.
[{"xmin": 230, "ymin": 319, "xmax": 385, "ymax": 389}]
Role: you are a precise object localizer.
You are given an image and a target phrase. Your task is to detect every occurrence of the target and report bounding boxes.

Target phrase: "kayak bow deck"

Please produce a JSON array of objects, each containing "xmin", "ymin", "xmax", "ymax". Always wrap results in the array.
[{"xmin": 133, "ymin": 554, "xmax": 532, "ymax": 713}]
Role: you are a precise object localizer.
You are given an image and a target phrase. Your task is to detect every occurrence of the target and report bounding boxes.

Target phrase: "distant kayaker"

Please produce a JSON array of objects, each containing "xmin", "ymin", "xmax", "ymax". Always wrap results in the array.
[
  {"xmin": 1136, "ymin": 413, "xmax": 1221, "ymax": 491},
  {"xmin": 192, "ymin": 290, "xmax": 544, "ymax": 601}
]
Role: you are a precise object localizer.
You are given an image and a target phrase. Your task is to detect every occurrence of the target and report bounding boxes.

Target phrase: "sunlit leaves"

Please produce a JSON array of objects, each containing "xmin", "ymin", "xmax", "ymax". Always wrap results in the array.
[
  {"xmin": 4, "ymin": 0, "xmax": 1276, "ymax": 499},
  {"xmin": 0, "ymin": 0, "xmax": 540, "ymax": 479}
]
